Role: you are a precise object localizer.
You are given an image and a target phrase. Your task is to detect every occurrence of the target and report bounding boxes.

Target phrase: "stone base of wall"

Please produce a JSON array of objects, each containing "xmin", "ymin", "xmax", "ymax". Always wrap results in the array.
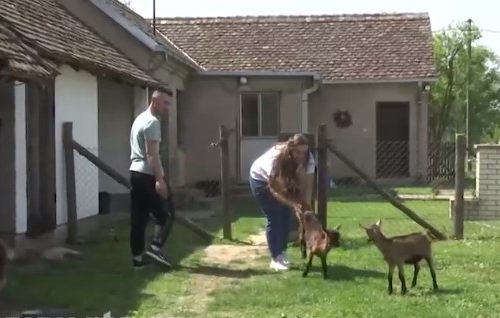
[{"xmin": 449, "ymin": 198, "xmax": 500, "ymax": 220}]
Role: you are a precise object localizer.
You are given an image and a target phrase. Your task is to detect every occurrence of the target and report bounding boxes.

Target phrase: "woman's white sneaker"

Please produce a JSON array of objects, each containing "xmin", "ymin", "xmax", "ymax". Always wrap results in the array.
[{"xmin": 270, "ymin": 258, "xmax": 289, "ymax": 271}]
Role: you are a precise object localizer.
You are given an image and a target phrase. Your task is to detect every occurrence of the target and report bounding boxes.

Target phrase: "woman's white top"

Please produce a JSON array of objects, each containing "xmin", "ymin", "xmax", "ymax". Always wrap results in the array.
[{"xmin": 249, "ymin": 144, "xmax": 316, "ymax": 182}]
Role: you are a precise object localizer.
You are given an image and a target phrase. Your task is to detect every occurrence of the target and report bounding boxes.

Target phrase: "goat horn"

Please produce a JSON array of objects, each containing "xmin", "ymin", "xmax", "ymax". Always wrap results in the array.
[{"xmin": 335, "ymin": 224, "xmax": 342, "ymax": 230}]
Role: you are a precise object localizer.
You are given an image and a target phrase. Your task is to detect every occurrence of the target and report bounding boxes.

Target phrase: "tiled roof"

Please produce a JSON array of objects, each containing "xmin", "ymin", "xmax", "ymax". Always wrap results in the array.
[
  {"xmin": 0, "ymin": 18, "xmax": 58, "ymax": 80},
  {"xmin": 0, "ymin": 0, "xmax": 159, "ymax": 87},
  {"xmin": 105, "ymin": 0, "xmax": 204, "ymax": 71},
  {"xmin": 154, "ymin": 13, "xmax": 437, "ymax": 81}
]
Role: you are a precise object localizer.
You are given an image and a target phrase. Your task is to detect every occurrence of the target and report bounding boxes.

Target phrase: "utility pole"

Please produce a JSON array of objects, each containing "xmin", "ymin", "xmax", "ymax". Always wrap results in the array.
[
  {"xmin": 465, "ymin": 18, "xmax": 472, "ymax": 171},
  {"xmin": 153, "ymin": 0, "xmax": 156, "ymax": 35}
]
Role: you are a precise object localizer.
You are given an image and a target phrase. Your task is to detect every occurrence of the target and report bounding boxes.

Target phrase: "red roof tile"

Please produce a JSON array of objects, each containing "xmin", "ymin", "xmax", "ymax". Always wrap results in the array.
[{"xmin": 154, "ymin": 13, "xmax": 437, "ymax": 81}]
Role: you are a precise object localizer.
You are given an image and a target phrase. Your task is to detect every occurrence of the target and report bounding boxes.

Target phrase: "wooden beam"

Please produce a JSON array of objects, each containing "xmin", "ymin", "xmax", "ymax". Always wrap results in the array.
[
  {"xmin": 63, "ymin": 122, "xmax": 77, "ymax": 244},
  {"xmin": 326, "ymin": 140, "xmax": 447, "ymax": 240},
  {"xmin": 316, "ymin": 124, "xmax": 328, "ymax": 228},
  {"xmin": 454, "ymin": 134, "xmax": 466, "ymax": 239},
  {"xmin": 220, "ymin": 125, "xmax": 232, "ymax": 240}
]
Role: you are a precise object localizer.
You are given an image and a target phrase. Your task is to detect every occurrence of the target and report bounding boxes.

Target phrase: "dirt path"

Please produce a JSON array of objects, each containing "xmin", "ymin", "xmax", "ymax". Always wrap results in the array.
[{"xmin": 174, "ymin": 230, "xmax": 269, "ymax": 316}]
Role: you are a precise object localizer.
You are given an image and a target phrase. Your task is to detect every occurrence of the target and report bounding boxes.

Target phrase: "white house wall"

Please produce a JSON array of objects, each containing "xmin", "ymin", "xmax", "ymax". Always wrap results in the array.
[
  {"xmin": 15, "ymin": 82, "xmax": 27, "ymax": 233},
  {"xmin": 97, "ymin": 78, "xmax": 134, "ymax": 195},
  {"xmin": 55, "ymin": 65, "xmax": 99, "ymax": 225}
]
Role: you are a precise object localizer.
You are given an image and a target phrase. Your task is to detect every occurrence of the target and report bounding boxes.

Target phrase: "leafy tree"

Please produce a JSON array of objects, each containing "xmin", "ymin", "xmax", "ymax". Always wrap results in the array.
[{"xmin": 429, "ymin": 21, "xmax": 500, "ymax": 146}]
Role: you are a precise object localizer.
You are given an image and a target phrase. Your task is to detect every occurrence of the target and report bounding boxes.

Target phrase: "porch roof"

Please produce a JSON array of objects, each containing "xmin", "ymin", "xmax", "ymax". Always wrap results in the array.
[
  {"xmin": 0, "ymin": 0, "xmax": 160, "ymax": 87},
  {"xmin": 154, "ymin": 13, "xmax": 437, "ymax": 82}
]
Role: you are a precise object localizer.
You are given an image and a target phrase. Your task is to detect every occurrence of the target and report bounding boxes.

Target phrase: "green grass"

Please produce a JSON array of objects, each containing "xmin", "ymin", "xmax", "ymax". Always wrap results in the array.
[
  {"xmin": 205, "ymin": 196, "xmax": 500, "ymax": 318},
  {"xmin": 203, "ymin": 196, "xmax": 266, "ymax": 243},
  {"xmin": 4, "ymin": 194, "xmax": 500, "ymax": 318}
]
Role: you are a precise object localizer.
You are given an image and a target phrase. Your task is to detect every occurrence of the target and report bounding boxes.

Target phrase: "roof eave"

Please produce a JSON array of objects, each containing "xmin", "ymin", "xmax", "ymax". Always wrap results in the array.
[
  {"xmin": 199, "ymin": 70, "xmax": 321, "ymax": 80},
  {"xmin": 322, "ymin": 76, "xmax": 438, "ymax": 84},
  {"xmin": 88, "ymin": 0, "xmax": 164, "ymax": 53}
]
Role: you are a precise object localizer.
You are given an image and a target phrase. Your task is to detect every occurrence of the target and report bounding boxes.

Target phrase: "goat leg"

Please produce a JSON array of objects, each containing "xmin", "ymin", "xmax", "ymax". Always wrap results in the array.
[
  {"xmin": 320, "ymin": 254, "xmax": 328, "ymax": 279},
  {"xmin": 397, "ymin": 264, "xmax": 407, "ymax": 295},
  {"xmin": 387, "ymin": 265, "xmax": 394, "ymax": 295},
  {"xmin": 411, "ymin": 263, "xmax": 420, "ymax": 288},
  {"xmin": 300, "ymin": 239, "xmax": 307, "ymax": 259},
  {"xmin": 302, "ymin": 252, "xmax": 314, "ymax": 278},
  {"xmin": 425, "ymin": 256, "xmax": 439, "ymax": 290}
]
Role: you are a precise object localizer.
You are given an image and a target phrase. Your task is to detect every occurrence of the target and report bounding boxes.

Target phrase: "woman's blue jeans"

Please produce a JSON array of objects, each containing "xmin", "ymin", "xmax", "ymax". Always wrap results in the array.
[{"xmin": 249, "ymin": 177, "xmax": 291, "ymax": 259}]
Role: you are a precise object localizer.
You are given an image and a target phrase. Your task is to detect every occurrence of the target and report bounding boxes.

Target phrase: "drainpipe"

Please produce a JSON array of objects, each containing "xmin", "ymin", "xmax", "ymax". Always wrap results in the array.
[{"xmin": 301, "ymin": 79, "xmax": 320, "ymax": 133}]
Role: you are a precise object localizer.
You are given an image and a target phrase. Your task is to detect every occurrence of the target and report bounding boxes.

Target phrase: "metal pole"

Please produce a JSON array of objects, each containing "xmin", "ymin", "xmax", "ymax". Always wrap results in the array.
[
  {"xmin": 153, "ymin": 0, "xmax": 156, "ymax": 35},
  {"xmin": 454, "ymin": 134, "xmax": 466, "ymax": 239},
  {"xmin": 465, "ymin": 18, "xmax": 472, "ymax": 170}
]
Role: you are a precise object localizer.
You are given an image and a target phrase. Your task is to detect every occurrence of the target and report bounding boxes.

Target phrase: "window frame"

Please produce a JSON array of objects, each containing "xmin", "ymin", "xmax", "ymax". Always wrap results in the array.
[{"xmin": 239, "ymin": 91, "xmax": 280, "ymax": 138}]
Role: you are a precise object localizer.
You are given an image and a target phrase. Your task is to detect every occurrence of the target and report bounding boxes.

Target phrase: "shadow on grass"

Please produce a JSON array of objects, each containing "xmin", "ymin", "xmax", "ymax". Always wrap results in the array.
[
  {"xmin": 338, "ymin": 237, "xmax": 372, "ymax": 251},
  {"xmin": 292, "ymin": 264, "xmax": 385, "ymax": 281},
  {"xmin": 179, "ymin": 264, "xmax": 273, "ymax": 279},
  {"xmin": 2, "ymin": 218, "xmax": 216, "ymax": 317}
]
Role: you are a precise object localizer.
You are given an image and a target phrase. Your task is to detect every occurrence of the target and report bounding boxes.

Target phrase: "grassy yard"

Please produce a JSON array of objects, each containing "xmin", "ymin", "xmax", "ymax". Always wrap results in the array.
[{"xmin": 3, "ymin": 193, "xmax": 500, "ymax": 317}]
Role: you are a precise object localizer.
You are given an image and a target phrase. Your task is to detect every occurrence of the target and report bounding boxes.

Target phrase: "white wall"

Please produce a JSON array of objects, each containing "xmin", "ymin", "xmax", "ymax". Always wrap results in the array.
[
  {"xmin": 134, "ymin": 87, "xmax": 148, "ymax": 117},
  {"xmin": 15, "ymin": 81, "xmax": 27, "ymax": 234},
  {"xmin": 97, "ymin": 78, "xmax": 134, "ymax": 195},
  {"xmin": 55, "ymin": 65, "xmax": 99, "ymax": 225}
]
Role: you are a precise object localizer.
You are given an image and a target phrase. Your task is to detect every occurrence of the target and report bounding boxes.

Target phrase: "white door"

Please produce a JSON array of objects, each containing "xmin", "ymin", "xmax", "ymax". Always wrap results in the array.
[{"xmin": 239, "ymin": 92, "xmax": 280, "ymax": 182}]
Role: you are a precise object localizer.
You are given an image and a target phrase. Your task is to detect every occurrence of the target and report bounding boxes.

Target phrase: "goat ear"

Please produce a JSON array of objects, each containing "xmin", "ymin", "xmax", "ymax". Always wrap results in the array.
[
  {"xmin": 335, "ymin": 224, "xmax": 342, "ymax": 231},
  {"xmin": 358, "ymin": 223, "xmax": 367, "ymax": 230},
  {"xmin": 376, "ymin": 219, "xmax": 382, "ymax": 226}
]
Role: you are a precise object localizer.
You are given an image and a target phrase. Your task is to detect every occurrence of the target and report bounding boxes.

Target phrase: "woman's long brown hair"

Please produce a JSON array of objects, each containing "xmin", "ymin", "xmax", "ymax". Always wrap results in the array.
[{"xmin": 268, "ymin": 134, "xmax": 311, "ymax": 209}]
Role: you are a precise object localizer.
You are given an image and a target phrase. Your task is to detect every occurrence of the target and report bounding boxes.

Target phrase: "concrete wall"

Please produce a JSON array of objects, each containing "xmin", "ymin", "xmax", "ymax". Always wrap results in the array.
[
  {"xmin": 309, "ymin": 82, "xmax": 423, "ymax": 180},
  {"xmin": 0, "ymin": 82, "xmax": 16, "ymax": 234},
  {"xmin": 97, "ymin": 78, "xmax": 134, "ymax": 195},
  {"xmin": 178, "ymin": 76, "xmax": 306, "ymax": 185},
  {"xmin": 456, "ymin": 144, "xmax": 500, "ymax": 220},
  {"xmin": 15, "ymin": 82, "xmax": 27, "ymax": 233},
  {"xmin": 55, "ymin": 65, "xmax": 99, "ymax": 225}
]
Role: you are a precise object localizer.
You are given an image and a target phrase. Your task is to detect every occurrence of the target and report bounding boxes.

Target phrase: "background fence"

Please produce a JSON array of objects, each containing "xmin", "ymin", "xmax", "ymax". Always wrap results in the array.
[{"xmin": 209, "ymin": 124, "xmax": 468, "ymax": 241}]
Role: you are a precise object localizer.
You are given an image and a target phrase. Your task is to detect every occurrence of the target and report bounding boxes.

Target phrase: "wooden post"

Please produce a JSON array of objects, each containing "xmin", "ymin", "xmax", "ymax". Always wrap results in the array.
[
  {"xmin": 220, "ymin": 125, "xmax": 232, "ymax": 240},
  {"xmin": 454, "ymin": 133, "xmax": 466, "ymax": 239},
  {"xmin": 316, "ymin": 124, "xmax": 328, "ymax": 228},
  {"xmin": 63, "ymin": 122, "xmax": 77, "ymax": 244},
  {"xmin": 326, "ymin": 140, "xmax": 447, "ymax": 240}
]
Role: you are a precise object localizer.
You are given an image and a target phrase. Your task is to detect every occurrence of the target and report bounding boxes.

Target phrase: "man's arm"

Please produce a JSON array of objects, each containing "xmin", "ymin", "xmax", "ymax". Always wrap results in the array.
[{"xmin": 145, "ymin": 139, "xmax": 164, "ymax": 181}]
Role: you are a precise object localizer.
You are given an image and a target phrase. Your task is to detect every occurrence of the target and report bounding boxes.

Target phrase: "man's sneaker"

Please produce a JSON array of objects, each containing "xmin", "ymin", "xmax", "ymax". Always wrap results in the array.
[
  {"xmin": 145, "ymin": 246, "xmax": 172, "ymax": 268},
  {"xmin": 269, "ymin": 258, "xmax": 289, "ymax": 271},
  {"xmin": 132, "ymin": 257, "xmax": 150, "ymax": 270}
]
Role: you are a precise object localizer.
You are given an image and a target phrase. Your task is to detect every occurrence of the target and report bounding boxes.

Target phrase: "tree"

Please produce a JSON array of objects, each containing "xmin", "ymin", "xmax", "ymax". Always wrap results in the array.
[{"xmin": 429, "ymin": 21, "xmax": 500, "ymax": 146}]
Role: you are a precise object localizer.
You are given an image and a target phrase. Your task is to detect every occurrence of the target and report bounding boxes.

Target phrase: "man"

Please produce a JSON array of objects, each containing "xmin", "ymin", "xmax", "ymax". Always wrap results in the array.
[{"xmin": 129, "ymin": 87, "xmax": 176, "ymax": 270}]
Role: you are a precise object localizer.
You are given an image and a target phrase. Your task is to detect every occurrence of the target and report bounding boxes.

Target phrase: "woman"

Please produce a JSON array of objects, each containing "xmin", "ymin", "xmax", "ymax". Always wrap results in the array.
[{"xmin": 249, "ymin": 134, "xmax": 316, "ymax": 271}]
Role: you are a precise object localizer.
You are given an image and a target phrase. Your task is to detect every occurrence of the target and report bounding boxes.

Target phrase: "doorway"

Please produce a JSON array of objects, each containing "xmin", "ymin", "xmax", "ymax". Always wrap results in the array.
[{"xmin": 376, "ymin": 102, "xmax": 410, "ymax": 178}]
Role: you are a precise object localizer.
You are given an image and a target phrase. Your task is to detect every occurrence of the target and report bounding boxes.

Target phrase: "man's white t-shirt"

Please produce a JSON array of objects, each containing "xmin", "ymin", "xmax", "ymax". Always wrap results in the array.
[{"xmin": 249, "ymin": 144, "xmax": 316, "ymax": 182}]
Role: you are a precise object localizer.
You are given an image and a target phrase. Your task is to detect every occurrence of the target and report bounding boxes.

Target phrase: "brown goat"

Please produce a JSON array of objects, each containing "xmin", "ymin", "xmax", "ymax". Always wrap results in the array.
[
  {"xmin": 359, "ymin": 220, "xmax": 438, "ymax": 295},
  {"xmin": 0, "ymin": 239, "xmax": 14, "ymax": 291},
  {"xmin": 299, "ymin": 210, "xmax": 341, "ymax": 279}
]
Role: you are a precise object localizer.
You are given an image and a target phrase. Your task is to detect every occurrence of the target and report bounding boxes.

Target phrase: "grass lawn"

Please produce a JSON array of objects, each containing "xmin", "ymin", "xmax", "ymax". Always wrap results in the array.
[{"xmin": 3, "ymin": 193, "xmax": 500, "ymax": 317}]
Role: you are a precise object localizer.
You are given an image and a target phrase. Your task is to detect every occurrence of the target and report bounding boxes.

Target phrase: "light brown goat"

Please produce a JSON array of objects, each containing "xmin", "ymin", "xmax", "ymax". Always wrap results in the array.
[
  {"xmin": 299, "ymin": 210, "xmax": 341, "ymax": 279},
  {"xmin": 360, "ymin": 220, "xmax": 438, "ymax": 295}
]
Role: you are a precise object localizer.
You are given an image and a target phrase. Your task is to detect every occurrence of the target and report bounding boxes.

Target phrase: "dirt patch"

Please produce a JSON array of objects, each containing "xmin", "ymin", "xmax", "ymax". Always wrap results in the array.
[{"xmin": 175, "ymin": 231, "xmax": 269, "ymax": 316}]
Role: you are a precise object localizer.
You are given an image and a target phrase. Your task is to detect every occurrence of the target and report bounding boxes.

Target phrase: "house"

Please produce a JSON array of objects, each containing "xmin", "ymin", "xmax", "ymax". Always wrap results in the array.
[
  {"xmin": 0, "ymin": 0, "xmax": 167, "ymax": 239},
  {"xmin": 1, "ymin": 1, "xmax": 437, "ymax": 240},
  {"xmin": 151, "ymin": 13, "xmax": 437, "ymax": 185}
]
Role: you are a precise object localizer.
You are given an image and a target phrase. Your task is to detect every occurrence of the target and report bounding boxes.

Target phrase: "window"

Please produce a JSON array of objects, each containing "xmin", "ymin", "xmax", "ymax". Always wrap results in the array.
[{"xmin": 240, "ymin": 92, "xmax": 279, "ymax": 137}]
